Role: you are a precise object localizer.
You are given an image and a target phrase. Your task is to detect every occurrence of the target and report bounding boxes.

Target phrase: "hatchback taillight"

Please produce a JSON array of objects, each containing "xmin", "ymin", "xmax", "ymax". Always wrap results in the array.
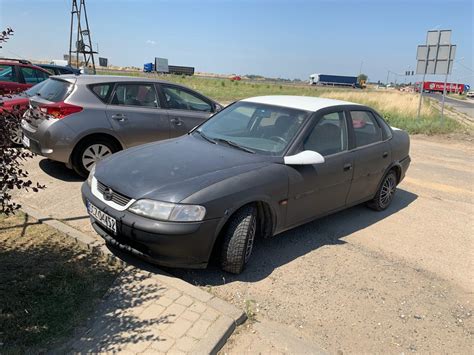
[{"xmin": 40, "ymin": 102, "xmax": 83, "ymax": 119}]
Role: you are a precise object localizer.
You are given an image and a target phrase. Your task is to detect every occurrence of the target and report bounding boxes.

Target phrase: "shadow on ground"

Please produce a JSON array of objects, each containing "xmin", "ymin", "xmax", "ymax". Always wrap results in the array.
[
  {"xmin": 39, "ymin": 158, "xmax": 84, "ymax": 182},
  {"xmin": 107, "ymin": 189, "xmax": 418, "ymax": 286},
  {"xmin": 173, "ymin": 189, "xmax": 417, "ymax": 285}
]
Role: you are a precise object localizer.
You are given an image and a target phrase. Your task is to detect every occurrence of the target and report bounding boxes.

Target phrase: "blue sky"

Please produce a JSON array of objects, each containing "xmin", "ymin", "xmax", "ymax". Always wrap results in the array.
[{"xmin": 1, "ymin": 0, "xmax": 473, "ymax": 84}]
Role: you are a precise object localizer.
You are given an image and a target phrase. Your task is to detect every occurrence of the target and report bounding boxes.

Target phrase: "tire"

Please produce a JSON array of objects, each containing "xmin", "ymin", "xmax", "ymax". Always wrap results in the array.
[
  {"xmin": 71, "ymin": 137, "xmax": 120, "ymax": 178},
  {"xmin": 220, "ymin": 205, "xmax": 257, "ymax": 274},
  {"xmin": 367, "ymin": 170, "xmax": 398, "ymax": 211}
]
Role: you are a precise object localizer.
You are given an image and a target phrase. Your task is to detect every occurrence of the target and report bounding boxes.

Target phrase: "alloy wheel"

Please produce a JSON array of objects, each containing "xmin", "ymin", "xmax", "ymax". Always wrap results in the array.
[
  {"xmin": 379, "ymin": 174, "xmax": 397, "ymax": 208},
  {"xmin": 81, "ymin": 144, "xmax": 112, "ymax": 171},
  {"xmin": 10, "ymin": 128, "xmax": 23, "ymax": 145}
]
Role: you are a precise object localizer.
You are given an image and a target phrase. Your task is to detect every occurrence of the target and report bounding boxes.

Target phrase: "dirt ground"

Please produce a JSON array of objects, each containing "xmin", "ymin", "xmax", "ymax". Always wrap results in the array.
[{"xmin": 172, "ymin": 135, "xmax": 474, "ymax": 354}]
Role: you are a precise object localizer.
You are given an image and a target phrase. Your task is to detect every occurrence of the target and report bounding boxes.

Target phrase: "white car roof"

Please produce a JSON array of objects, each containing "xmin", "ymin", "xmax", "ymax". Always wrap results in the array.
[{"xmin": 241, "ymin": 95, "xmax": 360, "ymax": 112}]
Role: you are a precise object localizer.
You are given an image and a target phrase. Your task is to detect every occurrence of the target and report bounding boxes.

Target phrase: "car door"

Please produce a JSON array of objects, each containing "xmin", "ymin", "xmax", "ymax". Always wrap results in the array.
[
  {"xmin": 345, "ymin": 110, "xmax": 392, "ymax": 205},
  {"xmin": 159, "ymin": 84, "xmax": 214, "ymax": 137},
  {"xmin": 285, "ymin": 110, "xmax": 354, "ymax": 227},
  {"xmin": 105, "ymin": 82, "xmax": 170, "ymax": 147}
]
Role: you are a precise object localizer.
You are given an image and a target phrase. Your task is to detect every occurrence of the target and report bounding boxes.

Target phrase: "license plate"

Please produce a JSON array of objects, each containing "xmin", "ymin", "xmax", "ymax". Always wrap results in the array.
[
  {"xmin": 22, "ymin": 134, "xmax": 30, "ymax": 147},
  {"xmin": 87, "ymin": 200, "xmax": 117, "ymax": 233}
]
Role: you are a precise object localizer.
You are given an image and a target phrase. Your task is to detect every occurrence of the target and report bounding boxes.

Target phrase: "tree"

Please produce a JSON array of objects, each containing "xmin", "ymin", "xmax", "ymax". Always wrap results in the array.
[
  {"xmin": 0, "ymin": 28, "xmax": 44, "ymax": 214},
  {"xmin": 358, "ymin": 73, "xmax": 368, "ymax": 83}
]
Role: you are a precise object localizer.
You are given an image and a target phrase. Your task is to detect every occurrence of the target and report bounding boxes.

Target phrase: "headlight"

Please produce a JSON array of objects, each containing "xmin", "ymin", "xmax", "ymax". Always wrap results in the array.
[
  {"xmin": 128, "ymin": 199, "xmax": 206, "ymax": 222},
  {"xmin": 87, "ymin": 165, "xmax": 95, "ymax": 187}
]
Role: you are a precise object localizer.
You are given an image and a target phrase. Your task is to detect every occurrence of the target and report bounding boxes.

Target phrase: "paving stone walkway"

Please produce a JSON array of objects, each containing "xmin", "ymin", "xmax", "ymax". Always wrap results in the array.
[{"xmin": 68, "ymin": 267, "xmax": 244, "ymax": 354}]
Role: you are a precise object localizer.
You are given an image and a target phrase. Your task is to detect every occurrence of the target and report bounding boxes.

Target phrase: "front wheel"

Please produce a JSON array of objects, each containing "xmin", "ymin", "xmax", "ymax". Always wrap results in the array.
[
  {"xmin": 367, "ymin": 170, "xmax": 398, "ymax": 211},
  {"xmin": 220, "ymin": 205, "xmax": 257, "ymax": 274},
  {"xmin": 71, "ymin": 137, "xmax": 120, "ymax": 178}
]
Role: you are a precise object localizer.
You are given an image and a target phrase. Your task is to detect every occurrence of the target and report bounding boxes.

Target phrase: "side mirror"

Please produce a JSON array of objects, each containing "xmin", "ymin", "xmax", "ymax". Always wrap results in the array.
[
  {"xmin": 214, "ymin": 103, "xmax": 223, "ymax": 112},
  {"xmin": 284, "ymin": 150, "xmax": 325, "ymax": 165}
]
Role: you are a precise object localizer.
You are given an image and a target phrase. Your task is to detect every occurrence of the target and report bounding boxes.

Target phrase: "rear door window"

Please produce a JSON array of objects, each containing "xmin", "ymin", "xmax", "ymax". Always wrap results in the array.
[
  {"xmin": 161, "ymin": 85, "xmax": 212, "ymax": 112},
  {"xmin": 36, "ymin": 78, "xmax": 74, "ymax": 102},
  {"xmin": 110, "ymin": 83, "xmax": 159, "ymax": 108},
  {"xmin": 0, "ymin": 64, "xmax": 18, "ymax": 82},
  {"xmin": 350, "ymin": 111, "xmax": 383, "ymax": 147}
]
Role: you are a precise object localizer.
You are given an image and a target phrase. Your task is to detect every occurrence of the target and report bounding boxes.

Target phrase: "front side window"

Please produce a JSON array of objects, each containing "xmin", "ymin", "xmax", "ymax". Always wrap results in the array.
[
  {"xmin": 162, "ymin": 85, "xmax": 212, "ymax": 112},
  {"xmin": 304, "ymin": 111, "xmax": 348, "ymax": 156},
  {"xmin": 350, "ymin": 111, "xmax": 382, "ymax": 147},
  {"xmin": 111, "ymin": 84, "xmax": 159, "ymax": 107},
  {"xmin": 0, "ymin": 65, "xmax": 17, "ymax": 82},
  {"xmin": 197, "ymin": 102, "xmax": 308, "ymax": 155}
]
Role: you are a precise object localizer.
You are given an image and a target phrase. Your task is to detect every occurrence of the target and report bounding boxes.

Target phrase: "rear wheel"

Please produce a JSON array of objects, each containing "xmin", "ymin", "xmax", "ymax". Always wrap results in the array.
[
  {"xmin": 367, "ymin": 170, "xmax": 397, "ymax": 211},
  {"xmin": 71, "ymin": 137, "xmax": 120, "ymax": 178},
  {"xmin": 220, "ymin": 205, "xmax": 257, "ymax": 274}
]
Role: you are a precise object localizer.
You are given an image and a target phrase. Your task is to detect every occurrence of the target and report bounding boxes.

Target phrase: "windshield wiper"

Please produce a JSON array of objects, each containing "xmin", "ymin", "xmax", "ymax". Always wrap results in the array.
[
  {"xmin": 215, "ymin": 138, "xmax": 256, "ymax": 154},
  {"xmin": 195, "ymin": 130, "xmax": 217, "ymax": 144}
]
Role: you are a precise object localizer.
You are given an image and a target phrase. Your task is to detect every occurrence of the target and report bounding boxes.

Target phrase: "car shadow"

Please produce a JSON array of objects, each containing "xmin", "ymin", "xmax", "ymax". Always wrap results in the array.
[
  {"xmin": 107, "ymin": 188, "xmax": 418, "ymax": 286},
  {"xmin": 170, "ymin": 188, "xmax": 418, "ymax": 285},
  {"xmin": 38, "ymin": 158, "xmax": 84, "ymax": 182}
]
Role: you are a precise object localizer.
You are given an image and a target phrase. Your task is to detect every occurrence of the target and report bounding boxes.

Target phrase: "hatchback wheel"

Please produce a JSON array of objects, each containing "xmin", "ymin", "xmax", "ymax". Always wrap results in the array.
[
  {"xmin": 72, "ymin": 137, "xmax": 119, "ymax": 178},
  {"xmin": 367, "ymin": 170, "xmax": 397, "ymax": 211},
  {"xmin": 220, "ymin": 205, "xmax": 257, "ymax": 274}
]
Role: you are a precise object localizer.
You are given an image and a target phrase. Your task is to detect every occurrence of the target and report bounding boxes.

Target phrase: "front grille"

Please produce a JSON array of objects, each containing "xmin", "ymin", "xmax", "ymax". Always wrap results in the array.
[{"xmin": 97, "ymin": 181, "xmax": 131, "ymax": 206}]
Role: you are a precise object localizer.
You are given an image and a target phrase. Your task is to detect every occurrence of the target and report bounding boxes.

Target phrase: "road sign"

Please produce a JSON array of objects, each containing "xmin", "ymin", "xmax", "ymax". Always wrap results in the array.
[
  {"xmin": 155, "ymin": 57, "xmax": 169, "ymax": 73},
  {"xmin": 416, "ymin": 30, "xmax": 456, "ymax": 122},
  {"xmin": 98, "ymin": 57, "xmax": 108, "ymax": 67}
]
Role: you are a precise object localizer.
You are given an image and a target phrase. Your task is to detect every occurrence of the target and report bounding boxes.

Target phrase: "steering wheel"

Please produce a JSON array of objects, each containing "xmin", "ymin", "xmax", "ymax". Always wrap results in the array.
[{"xmin": 269, "ymin": 136, "xmax": 288, "ymax": 145}]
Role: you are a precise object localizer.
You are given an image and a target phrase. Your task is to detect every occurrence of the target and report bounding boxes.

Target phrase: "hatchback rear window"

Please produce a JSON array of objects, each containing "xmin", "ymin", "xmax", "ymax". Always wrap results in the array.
[{"xmin": 36, "ymin": 78, "xmax": 73, "ymax": 102}]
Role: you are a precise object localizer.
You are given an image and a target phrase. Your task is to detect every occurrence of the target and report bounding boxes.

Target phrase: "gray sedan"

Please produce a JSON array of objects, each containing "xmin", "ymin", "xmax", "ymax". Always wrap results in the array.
[
  {"xmin": 21, "ymin": 75, "xmax": 222, "ymax": 176},
  {"xmin": 82, "ymin": 95, "xmax": 411, "ymax": 274}
]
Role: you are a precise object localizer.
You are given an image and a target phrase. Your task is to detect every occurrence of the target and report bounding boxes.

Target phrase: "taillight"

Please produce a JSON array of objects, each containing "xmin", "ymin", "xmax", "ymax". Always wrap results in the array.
[{"xmin": 40, "ymin": 102, "xmax": 83, "ymax": 119}]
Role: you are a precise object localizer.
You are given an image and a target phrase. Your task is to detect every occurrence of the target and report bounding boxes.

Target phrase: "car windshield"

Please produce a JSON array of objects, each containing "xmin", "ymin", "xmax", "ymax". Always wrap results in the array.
[{"xmin": 196, "ymin": 101, "xmax": 309, "ymax": 155}]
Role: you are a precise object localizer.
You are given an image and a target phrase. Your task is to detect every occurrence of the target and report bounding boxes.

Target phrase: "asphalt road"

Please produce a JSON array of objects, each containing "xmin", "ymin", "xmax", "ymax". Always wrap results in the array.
[
  {"xmin": 425, "ymin": 92, "xmax": 474, "ymax": 118},
  {"xmin": 13, "ymin": 135, "xmax": 474, "ymax": 353}
]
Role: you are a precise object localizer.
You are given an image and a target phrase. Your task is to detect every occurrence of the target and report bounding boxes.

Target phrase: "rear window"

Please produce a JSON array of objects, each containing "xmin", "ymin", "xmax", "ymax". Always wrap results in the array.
[
  {"xmin": 89, "ymin": 83, "xmax": 113, "ymax": 103},
  {"xmin": 36, "ymin": 78, "xmax": 73, "ymax": 102}
]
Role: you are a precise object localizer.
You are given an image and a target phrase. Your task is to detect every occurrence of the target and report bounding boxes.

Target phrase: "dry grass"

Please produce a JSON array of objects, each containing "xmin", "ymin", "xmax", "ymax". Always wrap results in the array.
[{"xmin": 0, "ymin": 212, "xmax": 121, "ymax": 352}]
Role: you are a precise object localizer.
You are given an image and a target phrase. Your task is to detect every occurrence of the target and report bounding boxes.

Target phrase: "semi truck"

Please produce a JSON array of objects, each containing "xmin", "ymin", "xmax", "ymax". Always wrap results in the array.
[
  {"xmin": 415, "ymin": 81, "xmax": 466, "ymax": 94},
  {"xmin": 143, "ymin": 63, "xmax": 195, "ymax": 76},
  {"xmin": 309, "ymin": 73, "xmax": 359, "ymax": 87}
]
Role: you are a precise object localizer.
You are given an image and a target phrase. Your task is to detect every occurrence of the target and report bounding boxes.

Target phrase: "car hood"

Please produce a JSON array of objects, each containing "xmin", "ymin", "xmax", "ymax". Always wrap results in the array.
[{"xmin": 95, "ymin": 134, "xmax": 274, "ymax": 203}]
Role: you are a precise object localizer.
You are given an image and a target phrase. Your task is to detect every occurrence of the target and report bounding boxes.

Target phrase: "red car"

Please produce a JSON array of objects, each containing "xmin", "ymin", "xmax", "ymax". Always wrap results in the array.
[
  {"xmin": 0, "ymin": 58, "xmax": 50, "ymax": 95},
  {"xmin": 0, "ymin": 80, "xmax": 48, "ymax": 144}
]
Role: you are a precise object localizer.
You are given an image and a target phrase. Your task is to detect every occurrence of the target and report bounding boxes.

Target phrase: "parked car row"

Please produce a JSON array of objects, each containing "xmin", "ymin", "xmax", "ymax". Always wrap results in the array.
[{"xmin": 16, "ymin": 74, "xmax": 411, "ymax": 274}]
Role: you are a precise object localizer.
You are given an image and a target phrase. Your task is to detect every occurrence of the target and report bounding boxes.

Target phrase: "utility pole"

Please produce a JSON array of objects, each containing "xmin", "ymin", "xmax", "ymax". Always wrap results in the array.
[{"xmin": 68, "ymin": 0, "xmax": 97, "ymax": 74}]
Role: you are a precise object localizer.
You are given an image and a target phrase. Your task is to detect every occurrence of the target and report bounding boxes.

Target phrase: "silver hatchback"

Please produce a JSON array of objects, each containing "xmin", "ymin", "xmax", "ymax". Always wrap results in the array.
[{"xmin": 21, "ymin": 75, "xmax": 222, "ymax": 176}]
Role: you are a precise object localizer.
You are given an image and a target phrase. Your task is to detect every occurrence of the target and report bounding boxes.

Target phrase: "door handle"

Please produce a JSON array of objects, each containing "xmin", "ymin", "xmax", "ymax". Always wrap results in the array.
[
  {"xmin": 382, "ymin": 152, "xmax": 389, "ymax": 158},
  {"xmin": 343, "ymin": 163, "xmax": 353, "ymax": 171},
  {"xmin": 111, "ymin": 114, "xmax": 127, "ymax": 122},
  {"xmin": 171, "ymin": 118, "xmax": 183, "ymax": 126}
]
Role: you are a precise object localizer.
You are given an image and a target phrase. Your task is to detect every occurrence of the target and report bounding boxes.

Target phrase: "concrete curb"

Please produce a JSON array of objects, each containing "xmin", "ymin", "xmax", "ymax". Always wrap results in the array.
[{"xmin": 20, "ymin": 203, "xmax": 246, "ymax": 354}]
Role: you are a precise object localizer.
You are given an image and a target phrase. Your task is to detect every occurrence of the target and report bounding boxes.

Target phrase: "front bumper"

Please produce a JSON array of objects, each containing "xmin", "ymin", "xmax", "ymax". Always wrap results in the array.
[{"xmin": 81, "ymin": 183, "xmax": 221, "ymax": 269}]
